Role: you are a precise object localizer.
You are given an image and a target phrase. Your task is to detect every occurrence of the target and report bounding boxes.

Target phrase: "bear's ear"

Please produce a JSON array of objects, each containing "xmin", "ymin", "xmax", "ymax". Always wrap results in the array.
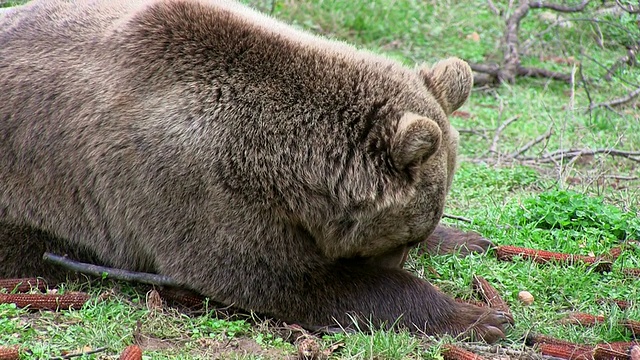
[
  {"xmin": 390, "ymin": 112, "xmax": 442, "ymax": 170},
  {"xmin": 418, "ymin": 57, "xmax": 473, "ymax": 115}
]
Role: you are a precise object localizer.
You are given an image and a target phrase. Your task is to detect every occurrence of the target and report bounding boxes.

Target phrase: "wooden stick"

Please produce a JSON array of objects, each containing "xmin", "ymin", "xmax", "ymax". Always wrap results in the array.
[{"xmin": 43, "ymin": 252, "xmax": 180, "ymax": 287}]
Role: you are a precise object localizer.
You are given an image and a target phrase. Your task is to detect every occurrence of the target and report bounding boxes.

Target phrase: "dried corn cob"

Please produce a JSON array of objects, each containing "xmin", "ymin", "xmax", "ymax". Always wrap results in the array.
[
  {"xmin": 495, "ymin": 245, "xmax": 612, "ymax": 272},
  {"xmin": 594, "ymin": 342, "xmax": 639, "ymax": 360},
  {"xmin": 158, "ymin": 288, "xmax": 206, "ymax": 308},
  {"xmin": 622, "ymin": 268, "xmax": 640, "ymax": 278},
  {"xmin": 0, "ymin": 278, "xmax": 47, "ymax": 293},
  {"xmin": 442, "ymin": 344, "xmax": 486, "ymax": 360},
  {"xmin": 538, "ymin": 343, "xmax": 594, "ymax": 360},
  {"xmin": 527, "ymin": 333, "xmax": 576, "ymax": 346},
  {"xmin": 561, "ymin": 312, "xmax": 606, "ymax": 326},
  {"xmin": 607, "ymin": 246, "xmax": 624, "ymax": 261},
  {"xmin": 0, "ymin": 346, "xmax": 20, "ymax": 360},
  {"xmin": 597, "ymin": 298, "xmax": 632, "ymax": 310},
  {"xmin": 119, "ymin": 345, "xmax": 142, "ymax": 360},
  {"xmin": 0, "ymin": 292, "xmax": 90, "ymax": 310},
  {"xmin": 471, "ymin": 275, "xmax": 511, "ymax": 316},
  {"xmin": 620, "ymin": 320, "xmax": 640, "ymax": 336},
  {"xmin": 455, "ymin": 297, "xmax": 488, "ymax": 308}
]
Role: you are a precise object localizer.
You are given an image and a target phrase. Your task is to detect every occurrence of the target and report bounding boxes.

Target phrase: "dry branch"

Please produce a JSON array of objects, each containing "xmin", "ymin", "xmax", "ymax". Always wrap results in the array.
[
  {"xmin": 604, "ymin": 46, "xmax": 638, "ymax": 81},
  {"xmin": 519, "ymin": 148, "xmax": 640, "ymax": 164},
  {"xmin": 489, "ymin": 116, "xmax": 520, "ymax": 154},
  {"xmin": 44, "ymin": 252, "xmax": 180, "ymax": 287},
  {"xmin": 470, "ymin": 0, "xmax": 591, "ymax": 86},
  {"xmin": 509, "ymin": 126, "xmax": 554, "ymax": 157},
  {"xmin": 589, "ymin": 86, "xmax": 640, "ymax": 111},
  {"xmin": 49, "ymin": 347, "xmax": 108, "ymax": 360}
]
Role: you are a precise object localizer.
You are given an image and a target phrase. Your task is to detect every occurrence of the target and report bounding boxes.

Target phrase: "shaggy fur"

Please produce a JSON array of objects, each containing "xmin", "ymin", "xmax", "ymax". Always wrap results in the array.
[{"xmin": 0, "ymin": 0, "xmax": 510, "ymax": 341}]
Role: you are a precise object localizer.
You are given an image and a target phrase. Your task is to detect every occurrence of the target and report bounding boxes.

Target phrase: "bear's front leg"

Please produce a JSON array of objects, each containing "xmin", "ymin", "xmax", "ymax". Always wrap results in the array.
[{"xmin": 288, "ymin": 263, "xmax": 512, "ymax": 342}]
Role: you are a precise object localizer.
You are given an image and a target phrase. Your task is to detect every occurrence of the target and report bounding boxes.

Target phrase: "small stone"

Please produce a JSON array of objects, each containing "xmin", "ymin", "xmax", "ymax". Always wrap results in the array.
[{"xmin": 518, "ymin": 291, "xmax": 534, "ymax": 305}]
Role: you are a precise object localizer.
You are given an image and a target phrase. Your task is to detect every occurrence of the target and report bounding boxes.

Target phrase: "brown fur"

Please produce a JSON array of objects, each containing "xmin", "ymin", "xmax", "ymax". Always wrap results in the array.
[{"xmin": 0, "ymin": 0, "xmax": 510, "ymax": 341}]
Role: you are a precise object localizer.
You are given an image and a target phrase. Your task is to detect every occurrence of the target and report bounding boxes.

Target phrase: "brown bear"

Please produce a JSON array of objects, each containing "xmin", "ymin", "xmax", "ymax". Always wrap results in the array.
[{"xmin": 0, "ymin": 0, "xmax": 510, "ymax": 342}]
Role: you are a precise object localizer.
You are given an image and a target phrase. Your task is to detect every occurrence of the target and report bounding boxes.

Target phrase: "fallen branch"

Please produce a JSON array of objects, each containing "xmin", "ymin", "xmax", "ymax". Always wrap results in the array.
[
  {"xmin": 50, "ymin": 347, "xmax": 108, "ymax": 360},
  {"xmin": 520, "ymin": 148, "xmax": 640, "ymax": 164},
  {"xmin": 489, "ymin": 116, "xmax": 520, "ymax": 154},
  {"xmin": 510, "ymin": 126, "xmax": 554, "ymax": 158},
  {"xmin": 43, "ymin": 252, "xmax": 180, "ymax": 288},
  {"xmin": 604, "ymin": 45, "xmax": 638, "ymax": 81},
  {"xmin": 516, "ymin": 65, "xmax": 572, "ymax": 82},
  {"xmin": 588, "ymin": 86, "xmax": 640, "ymax": 111},
  {"xmin": 442, "ymin": 213, "xmax": 473, "ymax": 223}
]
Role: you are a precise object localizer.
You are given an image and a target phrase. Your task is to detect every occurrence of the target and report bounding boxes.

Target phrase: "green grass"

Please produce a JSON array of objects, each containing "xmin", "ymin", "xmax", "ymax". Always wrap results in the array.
[{"xmin": 2, "ymin": 0, "xmax": 639, "ymax": 359}]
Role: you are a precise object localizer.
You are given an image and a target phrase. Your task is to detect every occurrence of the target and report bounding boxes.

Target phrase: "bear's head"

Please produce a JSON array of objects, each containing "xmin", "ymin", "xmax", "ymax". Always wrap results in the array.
[{"xmin": 314, "ymin": 57, "xmax": 473, "ymax": 260}]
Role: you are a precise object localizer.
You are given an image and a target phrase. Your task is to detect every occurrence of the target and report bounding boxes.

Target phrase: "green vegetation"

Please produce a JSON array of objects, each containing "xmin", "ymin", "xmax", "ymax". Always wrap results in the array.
[{"xmin": 2, "ymin": 0, "xmax": 639, "ymax": 358}]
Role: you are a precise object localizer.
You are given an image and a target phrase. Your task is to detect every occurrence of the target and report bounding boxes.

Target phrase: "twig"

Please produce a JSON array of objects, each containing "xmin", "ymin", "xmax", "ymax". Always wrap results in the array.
[
  {"xmin": 604, "ymin": 46, "xmax": 638, "ymax": 81},
  {"xmin": 529, "ymin": 0, "xmax": 591, "ymax": 13},
  {"xmin": 49, "ymin": 347, "xmax": 108, "ymax": 360},
  {"xmin": 588, "ymin": 86, "xmax": 640, "ymax": 111},
  {"xmin": 442, "ymin": 214, "xmax": 473, "ymax": 223},
  {"xmin": 489, "ymin": 116, "xmax": 520, "ymax": 154},
  {"xmin": 616, "ymin": 0, "xmax": 640, "ymax": 14},
  {"xmin": 43, "ymin": 252, "xmax": 180, "ymax": 287},
  {"xmin": 486, "ymin": 0, "xmax": 501, "ymax": 15},
  {"xmin": 510, "ymin": 126, "xmax": 554, "ymax": 157},
  {"xmin": 520, "ymin": 148, "xmax": 640, "ymax": 164},
  {"xmin": 516, "ymin": 66, "xmax": 571, "ymax": 82}
]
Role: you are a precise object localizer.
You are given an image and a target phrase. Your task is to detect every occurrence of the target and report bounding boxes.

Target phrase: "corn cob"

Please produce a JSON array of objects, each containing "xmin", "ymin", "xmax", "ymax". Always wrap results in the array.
[
  {"xmin": 495, "ymin": 245, "xmax": 612, "ymax": 272},
  {"xmin": 158, "ymin": 288, "xmax": 205, "ymax": 308},
  {"xmin": 594, "ymin": 342, "xmax": 639, "ymax": 360},
  {"xmin": 0, "ymin": 346, "xmax": 20, "ymax": 360},
  {"xmin": 527, "ymin": 333, "xmax": 576, "ymax": 346},
  {"xmin": 455, "ymin": 297, "xmax": 488, "ymax": 308},
  {"xmin": 622, "ymin": 268, "xmax": 640, "ymax": 278},
  {"xmin": 442, "ymin": 344, "xmax": 486, "ymax": 360},
  {"xmin": 597, "ymin": 298, "xmax": 632, "ymax": 310},
  {"xmin": 119, "ymin": 345, "xmax": 143, "ymax": 360},
  {"xmin": 620, "ymin": 320, "xmax": 640, "ymax": 336},
  {"xmin": 538, "ymin": 343, "xmax": 594, "ymax": 360},
  {"xmin": 561, "ymin": 312, "xmax": 606, "ymax": 326},
  {"xmin": 471, "ymin": 275, "xmax": 511, "ymax": 316},
  {"xmin": 0, "ymin": 292, "xmax": 90, "ymax": 310},
  {"xmin": 0, "ymin": 278, "xmax": 47, "ymax": 293},
  {"xmin": 607, "ymin": 246, "xmax": 624, "ymax": 261}
]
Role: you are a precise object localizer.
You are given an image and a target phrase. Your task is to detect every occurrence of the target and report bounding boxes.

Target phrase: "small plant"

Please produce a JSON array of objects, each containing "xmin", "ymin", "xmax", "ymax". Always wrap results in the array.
[
  {"xmin": 191, "ymin": 318, "xmax": 251, "ymax": 339},
  {"xmin": 516, "ymin": 190, "xmax": 640, "ymax": 241}
]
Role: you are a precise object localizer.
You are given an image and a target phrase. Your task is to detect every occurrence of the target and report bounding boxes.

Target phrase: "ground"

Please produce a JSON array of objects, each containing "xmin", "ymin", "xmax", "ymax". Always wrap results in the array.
[{"xmin": 1, "ymin": 0, "xmax": 639, "ymax": 359}]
